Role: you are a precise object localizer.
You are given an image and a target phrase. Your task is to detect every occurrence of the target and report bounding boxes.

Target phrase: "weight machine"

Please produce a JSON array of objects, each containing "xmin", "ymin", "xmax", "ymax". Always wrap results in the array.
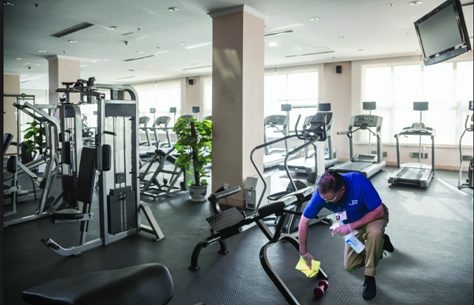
[
  {"xmin": 42, "ymin": 80, "xmax": 165, "ymax": 256},
  {"xmin": 3, "ymin": 94, "xmax": 61, "ymax": 227}
]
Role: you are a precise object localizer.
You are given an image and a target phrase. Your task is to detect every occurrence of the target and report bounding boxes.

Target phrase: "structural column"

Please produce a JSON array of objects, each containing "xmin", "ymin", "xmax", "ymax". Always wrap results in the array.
[
  {"xmin": 47, "ymin": 55, "xmax": 81, "ymax": 103},
  {"xmin": 209, "ymin": 5, "xmax": 265, "ymax": 207}
]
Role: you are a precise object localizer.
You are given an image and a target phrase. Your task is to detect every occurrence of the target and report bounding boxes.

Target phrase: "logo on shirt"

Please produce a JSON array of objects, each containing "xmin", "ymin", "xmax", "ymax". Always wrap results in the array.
[{"xmin": 349, "ymin": 200, "xmax": 358, "ymax": 206}]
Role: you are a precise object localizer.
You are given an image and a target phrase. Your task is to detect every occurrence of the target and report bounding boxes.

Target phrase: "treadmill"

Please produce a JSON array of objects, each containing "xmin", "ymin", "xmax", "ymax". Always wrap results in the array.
[
  {"xmin": 388, "ymin": 101, "xmax": 435, "ymax": 188},
  {"xmin": 286, "ymin": 103, "xmax": 337, "ymax": 174},
  {"xmin": 263, "ymin": 114, "xmax": 289, "ymax": 169},
  {"xmin": 330, "ymin": 101, "xmax": 385, "ymax": 178}
]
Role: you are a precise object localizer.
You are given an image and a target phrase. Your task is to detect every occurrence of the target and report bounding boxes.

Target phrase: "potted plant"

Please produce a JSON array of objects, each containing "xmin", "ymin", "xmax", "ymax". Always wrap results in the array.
[
  {"xmin": 173, "ymin": 116, "xmax": 212, "ymax": 202},
  {"xmin": 22, "ymin": 120, "xmax": 46, "ymax": 163}
]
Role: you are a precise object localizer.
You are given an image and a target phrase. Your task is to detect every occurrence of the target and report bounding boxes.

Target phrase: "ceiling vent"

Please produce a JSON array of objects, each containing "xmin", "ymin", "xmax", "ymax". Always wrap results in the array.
[
  {"xmin": 123, "ymin": 55, "xmax": 155, "ymax": 62},
  {"xmin": 182, "ymin": 65, "xmax": 212, "ymax": 71},
  {"xmin": 285, "ymin": 50, "xmax": 334, "ymax": 58},
  {"xmin": 51, "ymin": 22, "xmax": 94, "ymax": 38},
  {"xmin": 116, "ymin": 76, "xmax": 136, "ymax": 80},
  {"xmin": 264, "ymin": 30, "xmax": 293, "ymax": 37}
]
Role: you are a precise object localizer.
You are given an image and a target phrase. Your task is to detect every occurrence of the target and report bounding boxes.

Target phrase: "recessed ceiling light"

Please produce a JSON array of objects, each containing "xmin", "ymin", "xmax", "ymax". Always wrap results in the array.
[
  {"xmin": 23, "ymin": 62, "xmax": 30, "ymax": 66},
  {"xmin": 137, "ymin": 50, "xmax": 145, "ymax": 54},
  {"xmin": 168, "ymin": 7, "xmax": 178, "ymax": 12},
  {"xmin": 179, "ymin": 42, "xmax": 185, "ymax": 46},
  {"xmin": 309, "ymin": 17, "xmax": 320, "ymax": 22},
  {"xmin": 37, "ymin": 49, "xmax": 46, "ymax": 53},
  {"xmin": 3, "ymin": 1, "xmax": 14, "ymax": 7},
  {"xmin": 16, "ymin": 57, "xmax": 22, "ymax": 60},
  {"xmin": 409, "ymin": 1, "xmax": 422, "ymax": 5},
  {"xmin": 268, "ymin": 41, "xmax": 282, "ymax": 48},
  {"xmin": 68, "ymin": 40, "xmax": 78, "ymax": 43},
  {"xmin": 109, "ymin": 25, "xmax": 118, "ymax": 30}
]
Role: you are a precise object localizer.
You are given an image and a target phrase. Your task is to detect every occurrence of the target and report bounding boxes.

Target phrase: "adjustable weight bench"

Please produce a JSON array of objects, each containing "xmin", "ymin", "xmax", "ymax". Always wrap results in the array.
[{"xmin": 22, "ymin": 263, "xmax": 174, "ymax": 305}]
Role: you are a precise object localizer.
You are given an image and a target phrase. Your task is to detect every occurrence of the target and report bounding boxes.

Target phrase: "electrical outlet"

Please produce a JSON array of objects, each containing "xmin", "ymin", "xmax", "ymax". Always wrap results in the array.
[{"xmin": 410, "ymin": 152, "xmax": 428, "ymax": 159}]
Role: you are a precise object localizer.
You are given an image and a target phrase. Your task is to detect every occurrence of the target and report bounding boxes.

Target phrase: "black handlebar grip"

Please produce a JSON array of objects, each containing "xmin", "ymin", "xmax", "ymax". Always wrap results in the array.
[
  {"xmin": 63, "ymin": 141, "xmax": 71, "ymax": 164},
  {"xmin": 102, "ymin": 144, "xmax": 112, "ymax": 171},
  {"xmin": 258, "ymin": 201, "xmax": 285, "ymax": 218},
  {"xmin": 7, "ymin": 155, "xmax": 17, "ymax": 173}
]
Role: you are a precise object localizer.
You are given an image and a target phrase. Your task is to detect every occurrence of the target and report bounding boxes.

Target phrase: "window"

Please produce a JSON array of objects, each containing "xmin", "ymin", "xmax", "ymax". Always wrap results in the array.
[
  {"xmin": 202, "ymin": 76, "xmax": 212, "ymax": 117},
  {"xmin": 362, "ymin": 61, "xmax": 473, "ymax": 146},
  {"xmin": 133, "ymin": 80, "xmax": 181, "ymax": 124},
  {"xmin": 264, "ymin": 70, "xmax": 319, "ymax": 134}
]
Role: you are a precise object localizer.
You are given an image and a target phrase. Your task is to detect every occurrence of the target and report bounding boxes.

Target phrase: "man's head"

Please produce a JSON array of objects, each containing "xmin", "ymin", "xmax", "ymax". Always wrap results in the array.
[{"xmin": 318, "ymin": 171, "xmax": 346, "ymax": 203}]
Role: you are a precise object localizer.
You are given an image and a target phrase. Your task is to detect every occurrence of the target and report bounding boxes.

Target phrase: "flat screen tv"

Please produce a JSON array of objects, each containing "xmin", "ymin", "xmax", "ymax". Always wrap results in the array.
[{"xmin": 414, "ymin": 0, "xmax": 471, "ymax": 66}]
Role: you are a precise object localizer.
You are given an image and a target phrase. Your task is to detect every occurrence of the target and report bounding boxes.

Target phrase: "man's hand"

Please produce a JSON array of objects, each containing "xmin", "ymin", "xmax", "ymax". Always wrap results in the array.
[
  {"xmin": 301, "ymin": 253, "xmax": 315, "ymax": 268},
  {"xmin": 332, "ymin": 223, "xmax": 352, "ymax": 236}
]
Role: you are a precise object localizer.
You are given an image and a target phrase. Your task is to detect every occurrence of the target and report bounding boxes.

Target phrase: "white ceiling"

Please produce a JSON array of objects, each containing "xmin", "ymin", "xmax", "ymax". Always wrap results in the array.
[{"xmin": 3, "ymin": 0, "xmax": 473, "ymax": 89}]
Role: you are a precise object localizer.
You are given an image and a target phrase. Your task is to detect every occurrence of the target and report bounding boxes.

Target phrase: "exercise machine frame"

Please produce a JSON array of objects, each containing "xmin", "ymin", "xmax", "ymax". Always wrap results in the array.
[{"xmin": 42, "ymin": 82, "xmax": 165, "ymax": 256}]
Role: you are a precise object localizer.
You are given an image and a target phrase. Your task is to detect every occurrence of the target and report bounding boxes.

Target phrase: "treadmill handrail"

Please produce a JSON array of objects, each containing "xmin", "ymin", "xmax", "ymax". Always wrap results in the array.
[
  {"xmin": 250, "ymin": 133, "xmax": 298, "ymax": 210},
  {"xmin": 396, "ymin": 127, "xmax": 435, "ymax": 137}
]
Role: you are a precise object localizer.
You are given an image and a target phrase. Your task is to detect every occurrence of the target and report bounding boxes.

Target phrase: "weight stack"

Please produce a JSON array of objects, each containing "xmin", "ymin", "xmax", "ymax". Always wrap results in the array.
[{"xmin": 107, "ymin": 186, "xmax": 138, "ymax": 234}]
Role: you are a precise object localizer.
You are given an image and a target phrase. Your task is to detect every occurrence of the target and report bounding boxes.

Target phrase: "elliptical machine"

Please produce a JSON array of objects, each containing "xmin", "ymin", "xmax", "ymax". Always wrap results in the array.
[{"xmin": 458, "ymin": 100, "xmax": 473, "ymax": 189}]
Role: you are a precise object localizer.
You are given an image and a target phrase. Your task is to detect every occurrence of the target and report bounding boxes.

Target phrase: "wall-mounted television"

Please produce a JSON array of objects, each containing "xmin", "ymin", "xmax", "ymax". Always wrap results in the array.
[{"xmin": 414, "ymin": 0, "xmax": 471, "ymax": 66}]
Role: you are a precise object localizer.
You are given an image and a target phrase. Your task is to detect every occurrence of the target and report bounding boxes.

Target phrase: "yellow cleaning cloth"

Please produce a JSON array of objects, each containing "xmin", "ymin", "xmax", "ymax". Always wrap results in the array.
[{"xmin": 295, "ymin": 256, "xmax": 320, "ymax": 278}]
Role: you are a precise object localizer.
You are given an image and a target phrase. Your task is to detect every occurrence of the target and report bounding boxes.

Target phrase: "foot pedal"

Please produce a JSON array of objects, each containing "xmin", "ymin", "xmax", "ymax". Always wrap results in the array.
[{"xmin": 52, "ymin": 208, "xmax": 92, "ymax": 223}]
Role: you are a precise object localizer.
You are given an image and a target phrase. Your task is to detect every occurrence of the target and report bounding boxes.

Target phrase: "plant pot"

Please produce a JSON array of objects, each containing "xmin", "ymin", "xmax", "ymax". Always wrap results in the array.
[{"xmin": 189, "ymin": 185, "xmax": 208, "ymax": 202}]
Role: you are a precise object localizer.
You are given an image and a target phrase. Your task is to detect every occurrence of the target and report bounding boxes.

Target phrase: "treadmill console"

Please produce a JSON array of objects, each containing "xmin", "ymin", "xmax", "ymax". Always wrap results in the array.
[
  {"xmin": 318, "ymin": 103, "xmax": 331, "ymax": 112},
  {"xmin": 351, "ymin": 115, "xmax": 382, "ymax": 128},
  {"xmin": 302, "ymin": 112, "xmax": 332, "ymax": 141},
  {"xmin": 304, "ymin": 112, "xmax": 333, "ymax": 130},
  {"xmin": 264, "ymin": 115, "xmax": 288, "ymax": 128},
  {"xmin": 413, "ymin": 101, "xmax": 429, "ymax": 111},
  {"xmin": 362, "ymin": 101, "xmax": 376, "ymax": 111}
]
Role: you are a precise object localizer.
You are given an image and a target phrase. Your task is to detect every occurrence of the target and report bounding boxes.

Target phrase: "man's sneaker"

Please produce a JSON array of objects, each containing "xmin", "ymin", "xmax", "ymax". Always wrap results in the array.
[
  {"xmin": 363, "ymin": 276, "xmax": 376, "ymax": 300},
  {"xmin": 383, "ymin": 234, "xmax": 394, "ymax": 253}
]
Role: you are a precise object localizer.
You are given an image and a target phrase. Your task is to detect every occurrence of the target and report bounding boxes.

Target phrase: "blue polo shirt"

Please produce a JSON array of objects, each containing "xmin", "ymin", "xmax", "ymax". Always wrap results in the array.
[{"xmin": 303, "ymin": 172, "xmax": 382, "ymax": 223}]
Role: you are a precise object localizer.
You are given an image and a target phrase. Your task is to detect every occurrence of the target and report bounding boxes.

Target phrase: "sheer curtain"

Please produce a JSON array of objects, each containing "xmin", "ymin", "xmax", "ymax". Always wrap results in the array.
[{"xmin": 362, "ymin": 60, "xmax": 473, "ymax": 145}]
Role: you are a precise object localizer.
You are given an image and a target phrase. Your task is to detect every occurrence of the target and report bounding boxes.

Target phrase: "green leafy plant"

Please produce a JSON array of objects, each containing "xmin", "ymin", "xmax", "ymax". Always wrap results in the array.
[
  {"xmin": 23, "ymin": 120, "xmax": 46, "ymax": 155},
  {"xmin": 173, "ymin": 117, "xmax": 212, "ymax": 186}
]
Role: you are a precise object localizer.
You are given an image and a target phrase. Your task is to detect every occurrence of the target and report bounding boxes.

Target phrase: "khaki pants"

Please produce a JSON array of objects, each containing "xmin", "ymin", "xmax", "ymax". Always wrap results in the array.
[{"xmin": 344, "ymin": 204, "xmax": 389, "ymax": 277}]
